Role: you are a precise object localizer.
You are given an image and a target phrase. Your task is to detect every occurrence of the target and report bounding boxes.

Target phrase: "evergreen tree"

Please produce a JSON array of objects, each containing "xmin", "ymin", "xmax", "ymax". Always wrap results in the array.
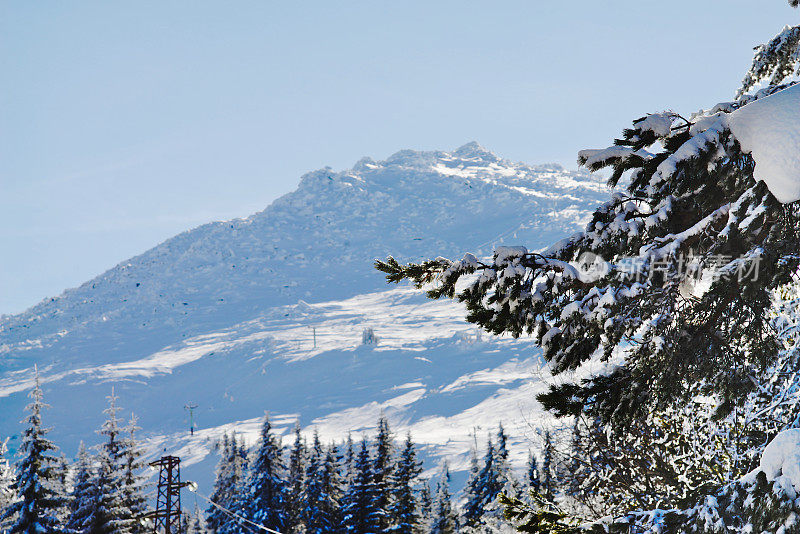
[
  {"xmin": 541, "ymin": 431, "xmax": 555, "ymax": 501},
  {"xmin": 304, "ymin": 432, "xmax": 342, "ymax": 534},
  {"xmin": 207, "ymin": 434, "xmax": 236, "ymax": 533},
  {"xmin": 493, "ymin": 424, "xmax": 518, "ymax": 498},
  {"xmin": 66, "ymin": 442, "xmax": 94, "ymax": 533},
  {"xmin": 476, "ymin": 436, "xmax": 503, "ymax": 521},
  {"xmin": 218, "ymin": 434, "xmax": 250, "ymax": 534},
  {"xmin": 462, "ymin": 447, "xmax": 483, "ymax": 527},
  {"xmin": 184, "ymin": 504, "xmax": 207, "ymax": 534},
  {"xmin": 78, "ymin": 390, "xmax": 137, "ymax": 534},
  {"xmin": 304, "ymin": 431, "xmax": 326, "ymax": 533},
  {"xmin": 4, "ymin": 370, "xmax": 65, "ymax": 534},
  {"xmin": 739, "ymin": 18, "xmax": 800, "ymax": 98},
  {"xmin": 323, "ymin": 444, "xmax": 344, "ymax": 534},
  {"xmin": 525, "ymin": 452, "xmax": 540, "ymax": 495},
  {"xmin": 342, "ymin": 433, "xmax": 356, "ymax": 486},
  {"xmin": 372, "ymin": 417, "xmax": 394, "ymax": 531},
  {"xmin": 529, "ymin": 284, "xmax": 800, "ymax": 525},
  {"xmin": 53, "ymin": 453, "xmax": 70, "ymax": 523},
  {"xmin": 118, "ymin": 414, "xmax": 147, "ymax": 534},
  {"xmin": 430, "ymin": 464, "xmax": 456, "ymax": 534},
  {"xmin": 341, "ymin": 439, "xmax": 380, "ymax": 534},
  {"xmin": 285, "ymin": 422, "xmax": 306, "ymax": 533},
  {"xmin": 83, "ymin": 445, "xmax": 127, "ymax": 534},
  {"xmin": 416, "ymin": 480, "xmax": 433, "ymax": 534},
  {"xmin": 387, "ymin": 433, "xmax": 422, "ymax": 534},
  {"xmin": 247, "ymin": 415, "xmax": 287, "ymax": 533},
  {"xmin": 0, "ymin": 438, "xmax": 16, "ymax": 532}
]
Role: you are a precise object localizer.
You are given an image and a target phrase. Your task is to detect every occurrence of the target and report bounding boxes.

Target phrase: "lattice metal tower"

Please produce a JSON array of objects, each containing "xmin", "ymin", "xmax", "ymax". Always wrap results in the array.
[{"xmin": 146, "ymin": 456, "xmax": 190, "ymax": 533}]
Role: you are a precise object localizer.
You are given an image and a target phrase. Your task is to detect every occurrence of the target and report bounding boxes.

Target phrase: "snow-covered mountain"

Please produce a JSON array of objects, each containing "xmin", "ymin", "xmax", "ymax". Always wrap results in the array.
[{"xmin": 0, "ymin": 142, "xmax": 609, "ymax": 490}]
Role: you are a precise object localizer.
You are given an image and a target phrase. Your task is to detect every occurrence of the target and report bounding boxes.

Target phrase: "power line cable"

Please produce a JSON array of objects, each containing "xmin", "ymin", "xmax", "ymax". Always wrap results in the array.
[{"xmin": 188, "ymin": 485, "xmax": 284, "ymax": 534}]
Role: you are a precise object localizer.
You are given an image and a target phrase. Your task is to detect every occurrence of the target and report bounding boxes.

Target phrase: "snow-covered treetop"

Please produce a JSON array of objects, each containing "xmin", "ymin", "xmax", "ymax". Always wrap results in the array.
[{"xmin": 739, "ymin": 23, "xmax": 800, "ymax": 97}]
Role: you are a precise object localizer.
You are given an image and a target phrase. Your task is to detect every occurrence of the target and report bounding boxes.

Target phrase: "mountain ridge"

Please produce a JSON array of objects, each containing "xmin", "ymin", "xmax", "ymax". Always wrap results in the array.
[
  {"xmin": 0, "ymin": 143, "xmax": 610, "ymax": 489},
  {"xmin": 1, "ymin": 143, "xmax": 604, "ymax": 351}
]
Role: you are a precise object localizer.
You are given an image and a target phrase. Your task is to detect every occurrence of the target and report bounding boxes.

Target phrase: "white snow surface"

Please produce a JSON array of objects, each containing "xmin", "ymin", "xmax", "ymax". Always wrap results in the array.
[
  {"xmin": 0, "ymin": 143, "xmax": 608, "ymax": 490},
  {"xmin": 746, "ymin": 429, "xmax": 800, "ymax": 493},
  {"xmin": 729, "ymin": 84, "xmax": 800, "ymax": 204},
  {"xmin": 634, "ymin": 113, "xmax": 673, "ymax": 137}
]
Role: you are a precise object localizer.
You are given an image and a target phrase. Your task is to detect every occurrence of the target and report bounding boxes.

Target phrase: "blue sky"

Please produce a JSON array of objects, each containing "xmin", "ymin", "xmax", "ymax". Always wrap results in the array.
[{"xmin": 1, "ymin": 1, "xmax": 796, "ymax": 314}]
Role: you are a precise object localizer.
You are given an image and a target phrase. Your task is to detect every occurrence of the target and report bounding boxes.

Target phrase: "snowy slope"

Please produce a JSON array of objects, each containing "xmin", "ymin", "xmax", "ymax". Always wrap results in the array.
[{"xmin": 0, "ymin": 143, "xmax": 609, "ymax": 489}]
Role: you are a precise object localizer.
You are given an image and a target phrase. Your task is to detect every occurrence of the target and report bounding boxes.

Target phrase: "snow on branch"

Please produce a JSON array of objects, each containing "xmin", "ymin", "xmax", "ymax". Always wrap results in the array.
[{"xmin": 728, "ymin": 83, "xmax": 800, "ymax": 203}]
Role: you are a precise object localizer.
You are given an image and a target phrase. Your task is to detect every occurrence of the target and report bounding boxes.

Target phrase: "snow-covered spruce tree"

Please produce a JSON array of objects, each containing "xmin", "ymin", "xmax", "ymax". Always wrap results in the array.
[
  {"xmin": 117, "ymin": 413, "xmax": 148, "ymax": 534},
  {"xmin": 525, "ymin": 452, "xmax": 540, "ymax": 496},
  {"xmin": 387, "ymin": 433, "xmax": 422, "ymax": 534},
  {"xmin": 304, "ymin": 431, "xmax": 342, "ymax": 534},
  {"xmin": 0, "ymin": 462, "xmax": 13, "ymax": 532},
  {"xmin": 462, "ymin": 447, "xmax": 484, "ymax": 528},
  {"xmin": 738, "ymin": 14, "xmax": 800, "ymax": 99},
  {"xmin": 342, "ymin": 433, "xmax": 356, "ymax": 487},
  {"xmin": 462, "ymin": 430, "xmax": 514, "ymax": 531},
  {"xmin": 66, "ymin": 442, "xmax": 95, "ymax": 533},
  {"xmin": 503, "ymin": 281, "xmax": 800, "ymax": 526},
  {"xmin": 285, "ymin": 422, "xmax": 307, "ymax": 534},
  {"xmin": 0, "ymin": 438, "xmax": 15, "ymax": 531},
  {"xmin": 733, "ymin": 281, "xmax": 800, "ymax": 462},
  {"xmin": 570, "ymin": 428, "xmax": 800, "ymax": 534},
  {"xmin": 211, "ymin": 434, "xmax": 248, "ymax": 534},
  {"xmin": 372, "ymin": 417, "xmax": 394, "ymax": 531},
  {"xmin": 429, "ymin": 464, "xmax": 457, "ymax": 534},
  {"xmin": 559, "ymin": 398, "xmax": 740, "ymax": 517},
  {"xmin": 4, "ymin": 371, "xmax": 66, "ymax": 534},
  {"xmin": 563, "ymin": 421, "xmax": 582, "ymax": 503},
  {"xmin": 303, "ymin": 433, "xmax": 323, "ymax": 531},
  {"xmin": 247, "ymin": 415, "xmax": 287, "ymax": 533},
  {"xmin": 475, "ymin": 436, "xmax": 503, "ymax": 505},
  {"xmin": 207, "ymin": 434, "xmax": 238, "ymax": 533},
  {"xmin": 540, "ymin": 431, "xmax": 557, "ymax": 502},
  {"xmin": 323, "ymin": 444, "xmax": 344, "ymax": 533},
  {"xmin": 184, "ymin": 504, "xmax": 207, "ymax": 534},
  {"xmin": 53, "ymin": 453, "xmax": 71, "ymax": 523},
  {"xmin": 416, "ymin": 480, "xmax": 433, "ymax": 534},
  {"xmin": 78, "ymin": 390, "xmax": 140, "ymax": 534},
  {"xmin": 82, "ymin": 445, "xmax": 127, "ymax": 534},
  {"xmin": 494, "ymin": 424, "xmax": 520, "ymax": 499},
  {"xmin": 218, "ymin": 435, "xmax": 250, "ymax": 534},
  {"xmin": 341, "ymin": 439, "xmax": 381, "ymax": 534}
]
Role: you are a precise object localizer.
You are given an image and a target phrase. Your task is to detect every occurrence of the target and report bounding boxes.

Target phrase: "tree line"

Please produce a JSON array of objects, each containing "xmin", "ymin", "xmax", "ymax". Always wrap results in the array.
[
  {"xmin": 197, "ymin": 417, "xmax": 561, "ymax": 534},
  {"xmin": 0, "ymin": 374, "xmax": 148, "ymax": 534},
  {"xmin": 0, "ymin": 372, "xmax": 564, "ymax": 534}
]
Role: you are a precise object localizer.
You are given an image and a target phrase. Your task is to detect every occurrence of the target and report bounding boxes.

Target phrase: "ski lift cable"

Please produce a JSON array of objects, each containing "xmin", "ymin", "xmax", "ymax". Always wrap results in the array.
[{"xmin": 189, "ymin": 485, "xmax": 284, "ymax": 534}]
